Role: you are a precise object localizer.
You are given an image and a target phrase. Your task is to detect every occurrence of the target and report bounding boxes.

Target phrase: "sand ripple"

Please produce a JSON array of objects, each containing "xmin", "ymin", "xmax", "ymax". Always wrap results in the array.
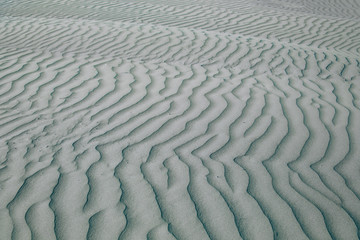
[{"xmin": 0, "ymin": 0, "xmax": 360, "ymax": 239}]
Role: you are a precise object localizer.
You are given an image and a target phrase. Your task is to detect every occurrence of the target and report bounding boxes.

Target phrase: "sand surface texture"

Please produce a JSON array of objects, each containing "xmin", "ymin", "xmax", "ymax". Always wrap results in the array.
[{"xmin": 1, "ymin": 0, "xmax": 360, "ymax": 239}]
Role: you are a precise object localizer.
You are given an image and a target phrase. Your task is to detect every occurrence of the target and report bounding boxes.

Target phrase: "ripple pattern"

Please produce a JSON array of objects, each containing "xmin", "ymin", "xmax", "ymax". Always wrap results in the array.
[{"xmin": 0, "ymin": 0, "xmax": 360, "ymax": 239}]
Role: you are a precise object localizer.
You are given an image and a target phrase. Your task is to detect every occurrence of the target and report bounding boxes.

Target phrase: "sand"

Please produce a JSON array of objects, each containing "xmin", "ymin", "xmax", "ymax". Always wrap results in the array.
[{"xmin": 0, "ymin": 0, "xmax": 360, "ymax": 239}]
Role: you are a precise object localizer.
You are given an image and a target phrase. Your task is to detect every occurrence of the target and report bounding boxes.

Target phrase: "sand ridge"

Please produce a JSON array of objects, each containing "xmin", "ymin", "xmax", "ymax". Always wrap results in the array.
[{"xmin": 0, "ymin": 0, "xmax": 360, "ymax": 239}]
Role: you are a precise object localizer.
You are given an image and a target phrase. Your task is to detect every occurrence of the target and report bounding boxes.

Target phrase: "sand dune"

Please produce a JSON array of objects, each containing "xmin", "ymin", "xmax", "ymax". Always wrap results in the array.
[{"xmin": 0, "ymin": 0, "xmax": 360, "ymax": 239}]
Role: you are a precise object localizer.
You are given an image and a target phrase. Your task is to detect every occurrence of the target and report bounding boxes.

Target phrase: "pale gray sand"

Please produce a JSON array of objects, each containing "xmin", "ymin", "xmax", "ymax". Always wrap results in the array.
[{"xmin": 0, "ymin": 0, "xmax": 360, "ymax": 239}]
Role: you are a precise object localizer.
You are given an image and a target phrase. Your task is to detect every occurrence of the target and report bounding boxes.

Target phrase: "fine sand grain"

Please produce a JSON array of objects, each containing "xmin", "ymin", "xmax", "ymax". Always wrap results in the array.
[{"xmin": 0, "ymin": 0, "xmax": 360, "ymax": 239}]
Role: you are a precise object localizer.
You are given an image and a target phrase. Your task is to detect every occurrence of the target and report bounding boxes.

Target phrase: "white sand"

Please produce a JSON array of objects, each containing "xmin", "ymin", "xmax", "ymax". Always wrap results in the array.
[{"xmin": 0, "ymin": 0, "xmax": 360, "ymax": 239}]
